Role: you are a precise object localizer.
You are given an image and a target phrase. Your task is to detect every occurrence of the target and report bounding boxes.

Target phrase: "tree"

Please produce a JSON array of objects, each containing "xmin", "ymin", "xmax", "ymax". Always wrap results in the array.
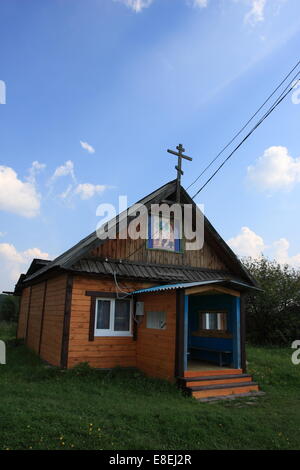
[
  {"xmin": 242, "ymin": 256, "xmax": 300, "ymax": 346},
  {"xmin": 0, "ymin": 295, "xmax": 19, "ymax": 322}
]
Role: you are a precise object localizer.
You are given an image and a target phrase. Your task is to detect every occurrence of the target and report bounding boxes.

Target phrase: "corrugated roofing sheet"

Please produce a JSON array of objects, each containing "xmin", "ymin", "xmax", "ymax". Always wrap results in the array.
[
  {"xmin": 68, "ymin": 258, "xmax": 248, "ymax": 284},
  {"xmin": 131, "ymin": 279, "xmax": 258, "ymax": 294}
]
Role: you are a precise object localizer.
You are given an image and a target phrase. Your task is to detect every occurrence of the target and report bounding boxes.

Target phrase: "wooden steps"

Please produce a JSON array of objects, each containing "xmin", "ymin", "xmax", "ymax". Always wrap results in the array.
[
  {"xmin": 185, "ymin": 374, "xmax": 252, "ymax": 387},
  {"xmin": 183, "ymin": 368, "xmax": 242, "ymax": 378},
  {"xmin": 179, "ymin": 369, "xmax": 259, "ymax": 400}
]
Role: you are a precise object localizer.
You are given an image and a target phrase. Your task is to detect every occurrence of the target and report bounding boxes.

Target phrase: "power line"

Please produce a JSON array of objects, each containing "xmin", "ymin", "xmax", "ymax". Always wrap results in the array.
[
  {"xmin": 191, "ymin": 74, "xmax": 300, "ymax": 199},
  {"xmin": 187, "ymin": 59, "xmax": 300, "ymax": 191},
  {"xmin": 118, "ymin": 63, "xmax": 300, "ymax": 261}
]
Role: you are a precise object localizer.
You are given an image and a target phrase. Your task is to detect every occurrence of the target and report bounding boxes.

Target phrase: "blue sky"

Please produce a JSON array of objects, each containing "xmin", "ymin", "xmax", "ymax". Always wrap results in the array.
[{"xmin": 0, "ymin": 0, "xmax": 300, "ymax": 291}]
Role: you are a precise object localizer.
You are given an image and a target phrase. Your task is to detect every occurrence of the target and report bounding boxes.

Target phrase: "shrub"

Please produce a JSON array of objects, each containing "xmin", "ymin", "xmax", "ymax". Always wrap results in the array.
[{"xmin": 243, "ymin": 256, "xmax": 300, "ymax": 346}]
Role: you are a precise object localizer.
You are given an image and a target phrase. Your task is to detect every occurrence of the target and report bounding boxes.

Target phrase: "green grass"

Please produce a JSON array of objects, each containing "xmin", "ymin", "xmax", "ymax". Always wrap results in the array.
[{"xmin": 1, "ymin": 322, "xmax": 300, "ymax": 450}]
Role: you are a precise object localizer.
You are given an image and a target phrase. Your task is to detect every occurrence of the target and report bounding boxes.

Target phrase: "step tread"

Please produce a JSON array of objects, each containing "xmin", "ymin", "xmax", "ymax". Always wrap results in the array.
[
  {"xmin": 183, "ymin": 368, "xmax": 243, "ymax": 377},
  {"xmin": 180, "ymin": 374, "xmax": 251, "ymax": 382},
  {"xmin": 189, "ymin": 382, "xmax": 258, "ymax": 391}
]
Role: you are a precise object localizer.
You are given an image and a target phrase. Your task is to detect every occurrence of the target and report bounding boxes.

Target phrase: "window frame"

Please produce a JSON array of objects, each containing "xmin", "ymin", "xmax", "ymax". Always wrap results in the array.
[
  {"xmin": 146, "ymin": 311, "xmax": 167, "ymax": 330},
  {"xmin": 199, "ymin": 310, "xmax": 228, "ymax": 333},
  {"xmin": 94, "ymin": 297, "xmax": 133, "ymax": 337}
]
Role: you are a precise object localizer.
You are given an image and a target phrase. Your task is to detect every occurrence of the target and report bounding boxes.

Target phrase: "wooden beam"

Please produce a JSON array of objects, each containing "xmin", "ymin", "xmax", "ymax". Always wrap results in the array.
[
  {"xmin": 60, "ymin": 275, "xmax": 73, "ymax": 368},
  {"xmin": 240, "ymin": 293, "xmax": 247, "ymax": 372},
  {"xmin": 185, "ymin": 285, "xmax": 240, "ymax": 297},
  {"xmin": 25, "ymin": 286, "xmax": 32, "ymax": 343},
  {"xmin": 175, "ymin": 289, "xmax": 185, "ymax": 378},
  {"xmin": 88, "ymin": 296, "xmax": 96, "ymax": 342},
  {"xmin": 132, "ymin": 297, "xmax": 138, "ymax": 341},
  {"xmin": 38, "ymin": 280, "xmax": 48, "ymax": 355},
  {"xmin": 85, "ymin": 291, "xmax": 119, "ymax": 298}
]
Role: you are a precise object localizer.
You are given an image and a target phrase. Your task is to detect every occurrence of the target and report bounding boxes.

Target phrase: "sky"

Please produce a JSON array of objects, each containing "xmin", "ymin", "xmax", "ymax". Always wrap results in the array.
[{"xmin": 0, "ymin": 0, "xmax": 300, "ymax": 291}]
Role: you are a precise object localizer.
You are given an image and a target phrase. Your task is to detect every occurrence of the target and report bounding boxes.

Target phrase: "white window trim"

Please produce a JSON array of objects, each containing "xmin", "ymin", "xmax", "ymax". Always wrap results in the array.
[{"xmin": 94, "ymin": 297, "xmax": 133, "ymax": 337}]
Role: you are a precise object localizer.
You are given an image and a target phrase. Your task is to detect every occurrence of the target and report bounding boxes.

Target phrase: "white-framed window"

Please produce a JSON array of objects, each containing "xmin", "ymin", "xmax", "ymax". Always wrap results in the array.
[
  {"xmin": 200, "ymin": 311, "xmax": 227, "ymax": 331},
  {"xmin": 146, "ymin": 311, "xmax": 166, "ymax": 330},
  {"xmin": 94, "ymin": 297, "xmax": 132, "ymax": 337}
]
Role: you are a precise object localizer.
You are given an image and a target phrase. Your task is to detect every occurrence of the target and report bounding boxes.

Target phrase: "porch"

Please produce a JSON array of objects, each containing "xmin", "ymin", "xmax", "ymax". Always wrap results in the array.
[{"xmin": 133, "ymin": 279, "xmax": 260, "ymax": 400}]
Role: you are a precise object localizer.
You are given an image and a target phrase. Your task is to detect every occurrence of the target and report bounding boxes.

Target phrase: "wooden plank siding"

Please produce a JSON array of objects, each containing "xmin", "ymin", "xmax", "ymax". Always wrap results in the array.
[
  {"xmin": 26, "ymin": 282, "xmax": 46, "ymax": 353},
  {"xmin": 89, "ymin": 235, "xmax": 228, "ymax": 270},
  {"xmin": 39, "ymin": 275, "xmax": 68, "ymax": 366},
  {"xmin": 136, "ymin": 291, "xmax": 177, "ymax": 382},
  {"xmin": 18, "ymin": 274, "xmax": 182, "ymax": 382},
  {"xmin": 17, "ymin": 275, "xmax": 68, "ymax": 366},
  {"xmin": 17, "ymin": 286, "xmax": 31, "ymax": 339},
  {"xmin": 67, "ymin": 276, "xmax": 152, "ymax": 369}
]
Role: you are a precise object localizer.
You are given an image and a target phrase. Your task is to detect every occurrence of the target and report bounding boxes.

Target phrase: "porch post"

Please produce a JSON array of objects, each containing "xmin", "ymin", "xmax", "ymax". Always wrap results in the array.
[
  {"xmin": 183, "ymin": 294, "xmax": 188, "ymax": 372},
  {"xmin": 175, "ymin": 290, "xmax": 185, "ymax": 378},
  {"xmin": 240, "ymin": 293, "xmax": 247, "ymax": 372},
  {"xmin": 233, "ymin": 296, "xmax": 241, "ymax": 369}
]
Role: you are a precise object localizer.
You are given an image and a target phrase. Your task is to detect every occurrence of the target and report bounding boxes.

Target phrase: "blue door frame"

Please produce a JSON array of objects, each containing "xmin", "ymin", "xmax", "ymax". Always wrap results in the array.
[{"xmin": 183, "ymin": 292, "xmax": 241, "ymax": 371}]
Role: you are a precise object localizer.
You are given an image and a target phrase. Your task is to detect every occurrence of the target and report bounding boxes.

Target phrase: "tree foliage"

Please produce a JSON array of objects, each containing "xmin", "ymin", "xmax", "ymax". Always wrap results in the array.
[
  {"xmin": 0, "ymin": 295, "xmax": 19, "ymax": 322},
  {"xmin": 243, "ymin": 256, "xmax": 300, "ymax": 346}
]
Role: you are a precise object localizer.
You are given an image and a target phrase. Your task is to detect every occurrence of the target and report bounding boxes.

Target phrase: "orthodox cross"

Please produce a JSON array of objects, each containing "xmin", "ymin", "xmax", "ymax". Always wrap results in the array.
[{"xmin": 167, "ymin": 144, "xmax": 192, "ymax": 202}]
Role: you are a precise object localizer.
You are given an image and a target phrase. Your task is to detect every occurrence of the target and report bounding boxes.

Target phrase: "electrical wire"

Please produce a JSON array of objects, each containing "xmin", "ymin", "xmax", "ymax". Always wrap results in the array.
[
  {"xmin": 187, "ymin": 59, "xmax": 300, "ymax": 191},
  {"xmin": 191, "ymin": 74, "xmax": 300, "ymax": 199},
  {"xmin": 113, "ymin": 64, "xmax": 300, "ymax": 262}
]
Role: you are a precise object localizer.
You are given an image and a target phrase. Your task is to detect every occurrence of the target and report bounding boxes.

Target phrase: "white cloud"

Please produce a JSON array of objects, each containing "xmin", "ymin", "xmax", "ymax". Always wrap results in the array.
[
  {"xmin": 0, "ymin": 166, "xmax": 41, "ymax": 218},
  {"xmin": 27, "ymin": 161, "xmax": 46, "ymax": 185},
  {"xmin": 114, "ymin": 0, "xmax": 284, "ymax": 20},
  {"xmin": 114, "ymin": 0, "xmax": 154, "ymax": 13},
  {"xmin": 52, "ymin": 160, "xmax": 75, "ymax": 180},
  {"xmin": 80, "ymin": 141, "xmax": 95, "ymax": 154},
  {"xmin": 227, "ymin": 227, "xmax": 300, "ymax": 268},
  {"xmin": 272, "ymin": 238, "xmax": 300, "ymax": 268},
  {"xmin": 227, "ymin": 226, "xmax": 266, "ymax": 258},
  {"xmin": 115, "ymin": 0, "xmax": 209, "ymax": 12},
  {"xmin": 59, "ymin": 182, "xmax": 109, "ymax": 202},
  {"xmin": 0, "ymin": 243, "xmax": 50, "ymax": 291},
  {"xmin": 48, "ymin": 160, "xmax": 76, "ymax": 187},
  {"xmin": 187, "ymin": 0, "xmax": 208, "ymax": 7},
  {"xmin": 247, "ymin": 146, "xmax": 300, "ymax": 191},
  {"xmin": 59, "ymin": 184, "xmax": 74, "ymax": 200},
  {"xmin": 75, "ymin": 183, "xmax": 107, "ymax": 200},
  {"xmin": 244, "ymin": 0, "xmax": 267, "ymax": 25}
]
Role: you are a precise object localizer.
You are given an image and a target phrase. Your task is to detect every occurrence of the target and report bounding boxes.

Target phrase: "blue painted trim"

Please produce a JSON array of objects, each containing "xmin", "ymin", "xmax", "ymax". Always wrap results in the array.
[
  {"xmin": 183, "ymin": 295, "xmax": 189, "ymax": 371},
  {"xmin": 147, "ymin": 216, "xmax": 153, "ymax": 249},
  {"xmin": 131, "ymin": 280, "xmax": 256, "ymax": 295}
]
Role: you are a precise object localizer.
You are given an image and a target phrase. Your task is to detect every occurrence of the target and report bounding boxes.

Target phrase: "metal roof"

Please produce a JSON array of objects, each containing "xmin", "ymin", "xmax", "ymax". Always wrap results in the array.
[
  {"xmin": 23, "ymin": 180, "xmax": 178, "ymax": 283},
  {"xmin": 21, "ymin": 179, "xmax": 257, "ymax": 288},
  {"xmin": 68, "ymin": 259, "xmax": 245, "ymax": 283},
  {"xmin": 132, "ymin": 279, "xmax": 259, "ymax": 295}
]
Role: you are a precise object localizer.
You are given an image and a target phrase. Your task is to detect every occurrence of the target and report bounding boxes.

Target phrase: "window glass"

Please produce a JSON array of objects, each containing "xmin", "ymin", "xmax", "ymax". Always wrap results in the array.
[
  {"xmin": 114, "ymin": 299, "xmax": 130, "ymax": 331},
  {"xmin": 96, "ymin": 300, "xmax": 111, "ymax": 330},
  {"xmin": 201, "ymin": 312, "xmax": 227, "ymax": 331},
  {"xmin": 147, "ymin": 311, "xmax": 166, "ymax": 329}
]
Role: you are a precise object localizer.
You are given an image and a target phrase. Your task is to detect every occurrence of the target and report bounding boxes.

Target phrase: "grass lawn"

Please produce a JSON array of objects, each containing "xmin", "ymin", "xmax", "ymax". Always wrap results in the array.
[{"xmin": 0, "ymin": 322, "xmax": 300, "ymax": 450}]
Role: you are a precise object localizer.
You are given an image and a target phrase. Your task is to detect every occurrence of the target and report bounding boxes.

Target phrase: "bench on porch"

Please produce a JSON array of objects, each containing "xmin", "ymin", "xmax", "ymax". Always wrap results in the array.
[{"xmin": 190, "ymin": 346, "xmax": 232, "ymax": 367}]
